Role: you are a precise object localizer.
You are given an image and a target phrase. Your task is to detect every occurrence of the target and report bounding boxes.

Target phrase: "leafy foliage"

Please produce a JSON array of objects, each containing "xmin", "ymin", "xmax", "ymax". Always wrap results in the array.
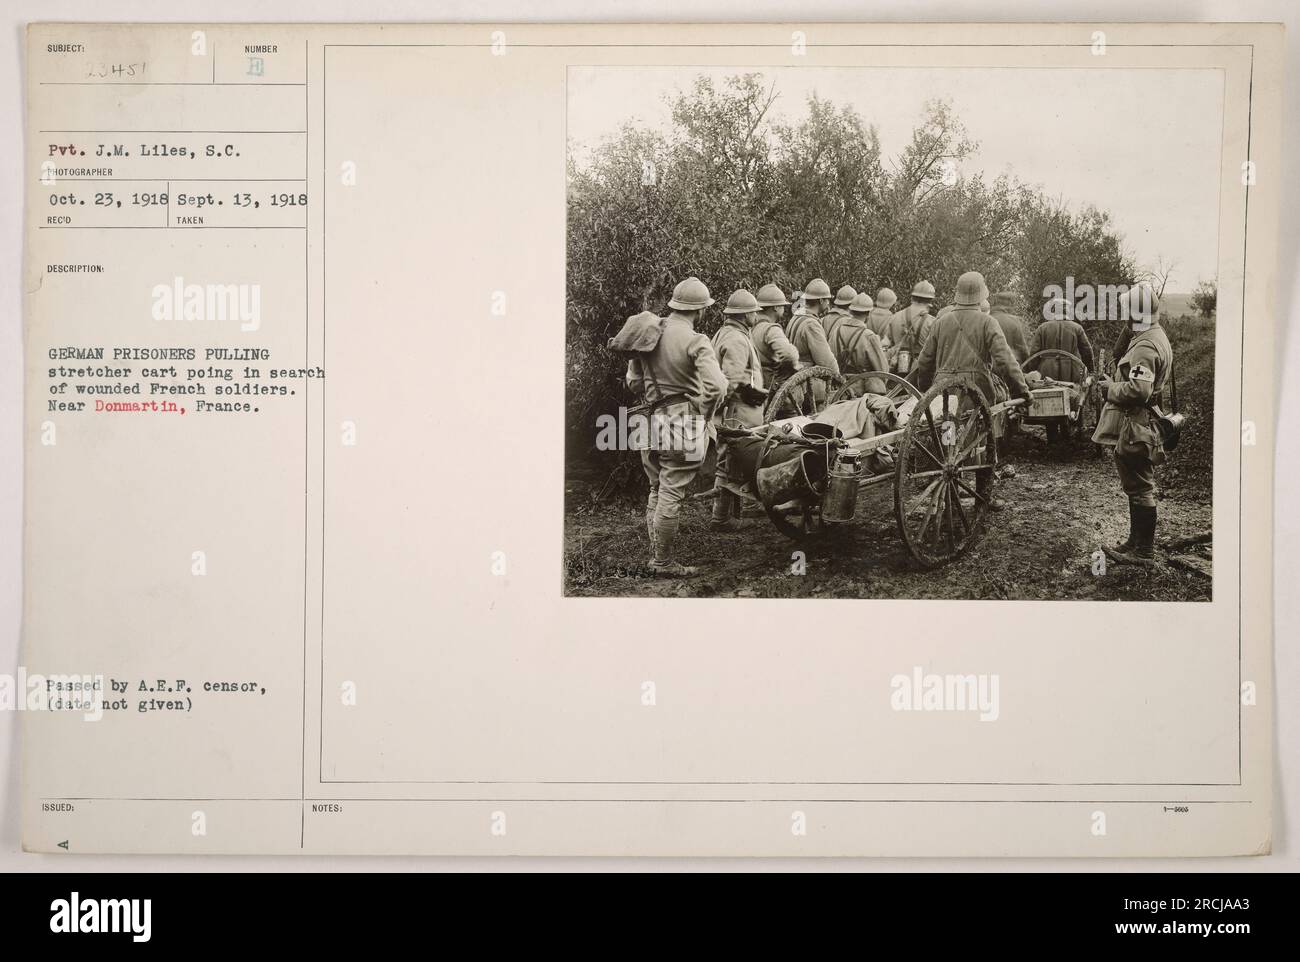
[
  {"xmin": 1190, "ymin": 279, "xmax": 1218, "ymax": 319},
  {"xmin": 567, "ymin": 73, "xmax": 1138, "ymax": 458}
]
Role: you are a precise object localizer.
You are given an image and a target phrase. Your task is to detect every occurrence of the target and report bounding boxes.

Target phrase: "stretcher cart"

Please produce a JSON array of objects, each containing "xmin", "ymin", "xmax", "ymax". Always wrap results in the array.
[{"xmin": 728, "ymin": 366, "xmax": 1025, "ymax": 568}]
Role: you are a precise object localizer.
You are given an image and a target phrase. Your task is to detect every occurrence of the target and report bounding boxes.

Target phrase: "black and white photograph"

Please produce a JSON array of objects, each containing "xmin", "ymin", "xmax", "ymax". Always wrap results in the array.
[{"xmin": 564, "ymin": 65, "xmax": 1220, "ymax": 600}]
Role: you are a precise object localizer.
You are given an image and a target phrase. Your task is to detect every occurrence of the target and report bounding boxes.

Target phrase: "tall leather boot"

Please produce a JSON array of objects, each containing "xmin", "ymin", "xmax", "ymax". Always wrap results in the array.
[
  {"xmin": 1130, "ymin": 504, "xmax": 1158, "ymax": 564},
  {"xmin": 648, "ymin": 517, "xmax": 698, "ymax": 577},
  {"xmin": 1105, "ymin": 504, "xmax": 1158, "ymax": 566},
  {"xmin": 1113, "ymin": 502, "xmax": 1138, "ymax": 554}
]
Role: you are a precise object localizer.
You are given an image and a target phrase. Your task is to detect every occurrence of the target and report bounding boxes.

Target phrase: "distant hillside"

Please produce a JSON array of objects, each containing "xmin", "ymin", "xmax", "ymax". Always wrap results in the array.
[{"xmin": 1161, "ymin": 292, "xmax": 1214, "ymax": 320}]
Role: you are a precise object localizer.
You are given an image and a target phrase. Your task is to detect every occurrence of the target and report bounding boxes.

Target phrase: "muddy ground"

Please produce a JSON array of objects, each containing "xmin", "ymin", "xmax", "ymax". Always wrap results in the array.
[{"xmin": 563, "ymin": 428, "xmax": 1212, "ymax": 601}]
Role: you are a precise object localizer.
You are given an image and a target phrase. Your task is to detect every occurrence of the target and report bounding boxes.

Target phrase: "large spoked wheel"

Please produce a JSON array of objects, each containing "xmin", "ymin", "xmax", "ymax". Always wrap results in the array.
[
  {"xmin": 1023, "ymin": 349, "xmax": 1088, "ymax": 382},
  {"xmin": 893, "ymin": 375, "xmax": 996, "ymax": 568},
  {"xmin": 826, "ymin": 370, "xmax": 924, "ymax": 407},
  {"xmin": 763, "ymin": 366, "xmax": 845, "ymax": 423},
  {"xmin": 756, "ymin": 441, "xmax": 833, "ymax": 543}
]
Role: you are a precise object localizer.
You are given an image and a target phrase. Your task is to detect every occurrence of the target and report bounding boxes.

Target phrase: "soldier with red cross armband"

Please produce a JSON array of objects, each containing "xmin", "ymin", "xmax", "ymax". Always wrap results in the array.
[{"xmin": 1092, "ymin": 284, "xmax": 1174, "ymax": 565}]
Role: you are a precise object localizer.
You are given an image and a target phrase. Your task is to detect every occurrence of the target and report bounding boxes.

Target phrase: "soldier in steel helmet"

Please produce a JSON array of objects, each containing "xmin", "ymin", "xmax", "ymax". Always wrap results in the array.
[
  {"xmin": 1030, "ymin": 295, "xmax": 1095, "ymax": 443},
  {"xmin": 914, "ymin": 271, "xmax": 1029, "ymax": 406},
  {"xmin": 834, "ymin": 291, "xmax": 890, "ymax": 394},
  {"xmin": 822, "ymin": 284, "xmax": 858, "ymax": 344},
  {"xmin": 625, "ymin": 276, "xmax": 728, "ymax": 576},
  {"xmin": 886, "ymin": 280, "xmax": 937, "ymax": 374},
  {"xmin": 868, "ymin": 288, "xmax": 898, "ymax": 342},
  {"xmin": 913, "ymin": 271, "xmax": 1031, "ymax": 500},
  {"xmin": 750, "ymin": 283, "xmax": 800, "ymax": 389},
  {"xmin": 708, "ymin": 289, "xmax": 767, "ymax": 532},
  {"xmin": 785, "ymin": 277, "xmax": 841, "ymax": 374}
]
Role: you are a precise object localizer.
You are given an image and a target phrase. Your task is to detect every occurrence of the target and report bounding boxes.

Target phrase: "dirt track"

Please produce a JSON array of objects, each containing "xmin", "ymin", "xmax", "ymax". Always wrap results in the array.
[{"xmin": 563, "ymin": 430, "xmax": 1212, "ymax": 601}]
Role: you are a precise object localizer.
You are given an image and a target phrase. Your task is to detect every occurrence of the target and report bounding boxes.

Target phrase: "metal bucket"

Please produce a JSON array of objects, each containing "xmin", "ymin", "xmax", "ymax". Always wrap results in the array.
[
  {"xmin": 822, "ymin": 449, "xmax": 862, "ymax": 523},
  {"xmin": 755, "ymin": 449, "xmax": 827, "ymax": 506},
  {"xmin": 800, "ymin": 421, "xmax": 842, "ymax": 442}
]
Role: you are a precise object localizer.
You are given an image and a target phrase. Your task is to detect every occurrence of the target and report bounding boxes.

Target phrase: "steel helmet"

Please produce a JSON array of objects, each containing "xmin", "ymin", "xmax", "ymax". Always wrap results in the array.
[
  {"xmin": 755, "ymin": 283, "xmax": 790, "ymax": 307},
  {"xmin": 834, "ymin": 284, "xmax": 857, "ymax": 306},
  {"xmin": 1126, "ymin": 283, "xmax": 1160, "ymax": 321},
  {"xmin": 952, "ymin": 271, "xmax": 988, "ymax": 307},
  {"xmin": 668, "ymin": 276, "xmax": 714, "ymax": 311},
  {"xmin": 849, "ymin": 292, "xmax": 875, "ymax": 313},
  {"xmin": 803, "ymin": 278, "xmax": 832, "ymax": 301},
  {"xmin": 910, "ymin": 280, "xmax": 936, "ymax": 301},
  {"xmin": 874, "ymin": 287, "xmax": 898, "ymax": 309},
  {"xmin": 722, "ymin": 289, "xmax": 760, "ymax": 315}
]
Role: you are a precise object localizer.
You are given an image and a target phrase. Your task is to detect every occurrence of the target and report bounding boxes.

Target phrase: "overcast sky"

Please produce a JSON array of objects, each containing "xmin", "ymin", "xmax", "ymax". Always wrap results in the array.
[{"xmin": 568, "ymin": 66, "xmax": 1224, "ymax": 291}]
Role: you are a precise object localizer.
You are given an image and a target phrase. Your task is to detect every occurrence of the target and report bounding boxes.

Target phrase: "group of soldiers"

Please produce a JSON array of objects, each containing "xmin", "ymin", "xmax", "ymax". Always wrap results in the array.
[{"xmin": 624, "ymin": 271, "xmax": 1173, "ymax": 577}]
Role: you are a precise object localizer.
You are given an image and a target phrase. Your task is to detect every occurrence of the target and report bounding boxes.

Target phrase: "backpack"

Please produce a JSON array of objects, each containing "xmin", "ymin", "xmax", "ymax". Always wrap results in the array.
[
  {"xmin": 606, "ymin": 311, "xmax": 664, "ymax": 357},
  {"xmin": 607, "ymin": 311, "xmax": 701, "ymax": 453}
]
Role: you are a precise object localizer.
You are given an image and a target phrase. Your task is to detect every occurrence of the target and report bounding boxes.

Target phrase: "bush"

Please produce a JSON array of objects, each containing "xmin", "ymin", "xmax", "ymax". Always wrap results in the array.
[
  {"xmin": 1161, "ymin": 315, "xmax": 1215, "ymax": 483},
  {"xmin": 1190, "ymin": 279, "xmax": 1218, "ymax": 319}
]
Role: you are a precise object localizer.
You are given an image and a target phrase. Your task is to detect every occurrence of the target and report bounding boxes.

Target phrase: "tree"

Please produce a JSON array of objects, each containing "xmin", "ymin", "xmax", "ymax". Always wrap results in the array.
[
  {"xmin": 1190, "ymin": 279, "xmax": 1217, "ymax": 319},
  {"xmin": 1137, "ymin": 254, "xmax": 1178, "ymax": 299},
  {"xmin": 771, "ymin": 94, "xmax": 886, "ymax": 285},
  {"xmin": 1013, "ymin": 197, "xmax": 1136, "ymax": 352}
]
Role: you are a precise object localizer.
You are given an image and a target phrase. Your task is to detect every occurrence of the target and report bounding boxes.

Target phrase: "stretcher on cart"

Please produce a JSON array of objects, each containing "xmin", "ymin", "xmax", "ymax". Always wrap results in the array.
[{"xmin": 718, "ymin": 366, "xmax": 1026, "ymax": 568}]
